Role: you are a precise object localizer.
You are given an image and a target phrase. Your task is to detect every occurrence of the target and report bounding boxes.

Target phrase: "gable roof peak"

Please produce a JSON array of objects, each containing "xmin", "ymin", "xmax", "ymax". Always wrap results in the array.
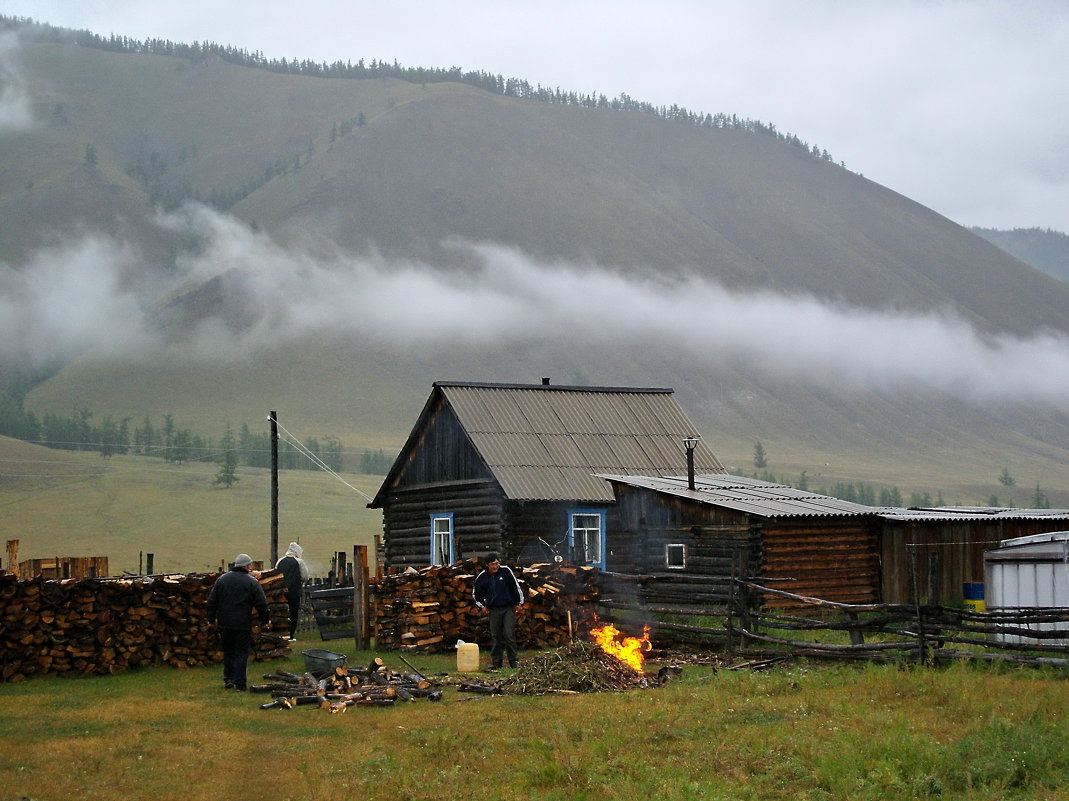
[{"xmin": 432, "ymin": 380, "xmax": 673, "ymax": 394}]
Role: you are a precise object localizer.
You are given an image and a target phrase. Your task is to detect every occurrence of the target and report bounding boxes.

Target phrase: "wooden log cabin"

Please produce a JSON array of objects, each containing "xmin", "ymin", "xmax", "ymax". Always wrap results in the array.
[
  {"xmin": 368, "ymin": 381, "xmax": 725, "ymax": 570},
  {"xmin": 368, "ymin": 381, "xmax": 1069, "ymax": 608}
]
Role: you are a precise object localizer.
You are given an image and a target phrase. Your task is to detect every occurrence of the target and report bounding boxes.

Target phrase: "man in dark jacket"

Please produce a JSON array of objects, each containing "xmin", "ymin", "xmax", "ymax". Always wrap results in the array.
[
  {"xmin": 206, "ymin": 553, "xmax": 271, "ymax": 690},
  {"xmin": 472, "ymin": 552, "xmax": 524, "ymax": 669}
]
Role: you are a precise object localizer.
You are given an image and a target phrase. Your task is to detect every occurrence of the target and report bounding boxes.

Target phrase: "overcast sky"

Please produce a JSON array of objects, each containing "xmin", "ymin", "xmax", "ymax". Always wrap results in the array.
[{"xmin": 5, "ymin": 0, "xmax": 1068, "ymax": 232}]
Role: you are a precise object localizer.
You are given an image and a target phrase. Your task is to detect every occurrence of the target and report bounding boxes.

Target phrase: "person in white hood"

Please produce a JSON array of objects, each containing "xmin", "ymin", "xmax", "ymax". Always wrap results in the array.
[{"xmin": 275, "ymin": 542, "xmax": 309, "ymax": 641}]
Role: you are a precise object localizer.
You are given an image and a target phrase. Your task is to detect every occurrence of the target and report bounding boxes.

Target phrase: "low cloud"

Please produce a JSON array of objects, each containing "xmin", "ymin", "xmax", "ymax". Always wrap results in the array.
[
  {"xmin": 0, "ymin": 33, "xmax": 35, "ymax": 134},
  {"xmin": 9, "ymin": 203, "xmax": 1069, "ymax": 409},
  {"xmin": 0, "ymin": 234, "xmax": 151, "ymax": 368}
]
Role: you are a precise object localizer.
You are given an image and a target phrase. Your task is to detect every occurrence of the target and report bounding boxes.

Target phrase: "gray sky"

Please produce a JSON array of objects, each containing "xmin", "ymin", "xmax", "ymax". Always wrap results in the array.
[{"xmin": 5, "ymin": 0, "xmax": 1068, "ymax": 231}]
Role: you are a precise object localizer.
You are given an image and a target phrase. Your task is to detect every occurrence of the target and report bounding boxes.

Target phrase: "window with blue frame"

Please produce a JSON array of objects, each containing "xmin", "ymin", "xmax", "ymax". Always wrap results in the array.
[
  {"xmin": 568, "ymin": 509, "xmax": 606, "ymax": 569},
  {"xmin": 430, "ymin": 513, "xmax": 454, "ymax": 566}
]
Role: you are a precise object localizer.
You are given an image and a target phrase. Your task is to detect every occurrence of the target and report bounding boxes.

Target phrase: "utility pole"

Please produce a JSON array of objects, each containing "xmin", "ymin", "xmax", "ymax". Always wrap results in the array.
[{"xmin": 270, "ymin": 411, "xmax": 279, "ymax": 566}]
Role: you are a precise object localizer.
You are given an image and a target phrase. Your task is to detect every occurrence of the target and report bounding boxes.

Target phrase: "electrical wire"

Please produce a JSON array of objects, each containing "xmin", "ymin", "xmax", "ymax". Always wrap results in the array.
[{"xmin": 272, "ymin": 417, "xmax": 376, "ymax": 502}]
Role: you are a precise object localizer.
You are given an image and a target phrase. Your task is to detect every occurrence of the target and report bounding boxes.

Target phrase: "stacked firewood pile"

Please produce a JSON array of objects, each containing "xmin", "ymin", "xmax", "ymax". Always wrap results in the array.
[
  {"xmin": 255, "ymin": 656, "xmax": 444, "ymax": 712},
  {"xmin": 373, "ymin": 559, "xmax": 600, "ymax": 652},
  {"xmin": 0, "ymin": 569, "xmax": 291, "ymax": 681}
]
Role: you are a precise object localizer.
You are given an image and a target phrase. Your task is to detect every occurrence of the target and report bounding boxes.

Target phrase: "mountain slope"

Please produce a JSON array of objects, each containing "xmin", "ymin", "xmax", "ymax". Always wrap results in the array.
[
  {"xmin": 971, "ymin": 227, "xmax": 1069, "ymax": 283},
  {"xmin": 8, "ymin": 39, "xmax": 1069, "ymax": 334},
  {"xmin": 6, "ymin": 31, "xmax": 1069, "ymax": 504}
]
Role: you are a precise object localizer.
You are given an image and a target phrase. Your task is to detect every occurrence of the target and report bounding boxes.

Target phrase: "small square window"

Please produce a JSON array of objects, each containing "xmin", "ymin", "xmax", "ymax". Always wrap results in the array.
[{"xmin": 665, "ymin": 543, "xmax": 686, "ymax": 569}]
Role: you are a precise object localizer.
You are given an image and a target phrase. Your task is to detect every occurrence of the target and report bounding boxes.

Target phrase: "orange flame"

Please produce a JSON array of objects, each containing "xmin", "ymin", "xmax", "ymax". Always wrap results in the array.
[{"xmin": 590, "ymin": 623, "xmax": 651, "ymax": 672}]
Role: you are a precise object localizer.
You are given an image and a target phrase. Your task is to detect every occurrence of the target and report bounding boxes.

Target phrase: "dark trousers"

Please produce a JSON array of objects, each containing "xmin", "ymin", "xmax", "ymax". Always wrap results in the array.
[
  {"xmin": 488, "ymin": 606, "xmax": 518, "ymax": 667},
  {"xmin": 286, "ymin": 591, "xmax": 300, "ymax": 638},
  {"xmin": 220, "ymin": 628, "xmax": 253, "ymax": 689}
]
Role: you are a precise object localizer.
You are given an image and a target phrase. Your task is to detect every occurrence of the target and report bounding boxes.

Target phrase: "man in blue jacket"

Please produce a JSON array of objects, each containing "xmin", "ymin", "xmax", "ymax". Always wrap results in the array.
[
  {"xmin": 472, "ymin": 552, "xmax": 524, "ymax": 669},
  {"xmin": 206, "ymin": 553, "xmax": 271, "ymax": 690}
]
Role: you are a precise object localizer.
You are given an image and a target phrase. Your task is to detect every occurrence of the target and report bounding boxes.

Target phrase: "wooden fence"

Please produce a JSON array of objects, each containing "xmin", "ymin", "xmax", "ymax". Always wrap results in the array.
[{"xmin": 597, "ymin": 575, "xmax": 1069, "ymax": 668}]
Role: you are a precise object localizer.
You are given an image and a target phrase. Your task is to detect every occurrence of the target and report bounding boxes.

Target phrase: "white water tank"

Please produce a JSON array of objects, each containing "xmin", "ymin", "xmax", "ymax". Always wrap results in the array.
[{"xmin": 984, "ymin": 531, "xmax": 1069, "ymax": 645}]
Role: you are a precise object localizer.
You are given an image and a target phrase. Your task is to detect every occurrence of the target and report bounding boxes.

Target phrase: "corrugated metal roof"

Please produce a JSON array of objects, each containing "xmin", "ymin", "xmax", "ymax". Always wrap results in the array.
[
  {"xmin": 598, "ymin": 475, "xmax": 1069, "ymax": 521},
  {"xmin": 986, "ymin": 531, "xmax": 1069, "ymax": 560},
  {"xmin": 438, "ymin": 382, "xmax": 725, "ymax": 501},
  {"xmin": 599, "ymin": 473, "xmax": 875, "ymax": 518},
  {"xmin": 876, "ymin": 507, "xmax": 1069, "ymax": 522}
]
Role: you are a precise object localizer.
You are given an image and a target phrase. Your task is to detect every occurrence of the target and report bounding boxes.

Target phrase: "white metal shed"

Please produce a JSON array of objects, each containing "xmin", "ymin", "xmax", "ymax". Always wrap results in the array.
[{"xmin": 984, "ymin": 531, "xmax": 1069, "ymax": 645}]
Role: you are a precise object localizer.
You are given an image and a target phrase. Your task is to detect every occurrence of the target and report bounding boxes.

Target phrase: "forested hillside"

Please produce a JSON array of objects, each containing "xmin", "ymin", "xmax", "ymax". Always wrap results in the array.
[{"xmin": 4, "ymin": 16, "xmax": 1069, "ymax": 504}]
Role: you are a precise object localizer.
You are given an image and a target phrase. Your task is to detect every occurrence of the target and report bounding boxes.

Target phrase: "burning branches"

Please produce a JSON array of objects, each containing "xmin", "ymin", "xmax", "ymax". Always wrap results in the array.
[
  {"xmin": 502, "ymin": 640, "xmax": 647, "ymax": 694},
  {"xmin": 589, "ymin": 622, "xmax": 651, "ymax": 671},
  {"xmin": 459, "ymin": 634, "xmax": 681, "ymax": 696}
]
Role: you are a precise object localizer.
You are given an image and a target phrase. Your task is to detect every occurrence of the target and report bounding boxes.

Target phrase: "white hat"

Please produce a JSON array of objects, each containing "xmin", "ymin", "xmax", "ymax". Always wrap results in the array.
[{"xmin": 234, "ymin": 553, "xmax": 253, "ymax": 567}]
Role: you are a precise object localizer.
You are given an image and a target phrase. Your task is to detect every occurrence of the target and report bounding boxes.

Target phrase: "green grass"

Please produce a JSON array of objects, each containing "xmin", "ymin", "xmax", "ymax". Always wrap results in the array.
[
  {"xmin": 0, "ymin": 437, "xmax": 384, "ymax": 576},
  {"xmin": 2, "ymin": 636, "xmax": 1069, "ymax": 801}
]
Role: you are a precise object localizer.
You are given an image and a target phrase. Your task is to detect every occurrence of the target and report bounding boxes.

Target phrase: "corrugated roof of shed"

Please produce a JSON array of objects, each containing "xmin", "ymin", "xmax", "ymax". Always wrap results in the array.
[
  {"xmin": 599, "ymin": 473, "xmax": 875, "ymax": 518},
  {"xmin": 437, "ymin": 382, "xmax": 725, "ymax": 501},
  {"xmin": 876, "ymin": 507, "xmax": 1069, "ymax": 522}
]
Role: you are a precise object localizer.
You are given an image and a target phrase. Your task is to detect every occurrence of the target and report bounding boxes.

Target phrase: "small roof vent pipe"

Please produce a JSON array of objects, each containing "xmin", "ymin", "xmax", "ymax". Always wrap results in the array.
[{"xmin": 683, "ymin": 437, "xmax": 700, "ymax": 490}]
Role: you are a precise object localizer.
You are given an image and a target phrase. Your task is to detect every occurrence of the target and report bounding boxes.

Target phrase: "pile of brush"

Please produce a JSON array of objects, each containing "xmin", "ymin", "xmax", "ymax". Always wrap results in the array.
[
  {"xmin": 457, "ymin": 640, "xmax": 675, "ymax": 696},
  {"xmin": 504, "ymin": 640, "xmax": 650, "ymax": 694}
]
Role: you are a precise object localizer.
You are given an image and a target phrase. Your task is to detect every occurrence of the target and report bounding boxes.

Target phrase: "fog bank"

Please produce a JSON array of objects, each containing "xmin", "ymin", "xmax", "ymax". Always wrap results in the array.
[{"xmin": 7, "ymin": 204, "xmax": 1069, "ymax": 409}]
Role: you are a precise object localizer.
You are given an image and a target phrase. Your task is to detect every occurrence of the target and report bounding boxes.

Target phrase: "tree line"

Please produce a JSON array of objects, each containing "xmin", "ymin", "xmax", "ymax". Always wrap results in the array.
[
  {"xmin": 0, "ymin": 393, "xmax": 394, "ymax": 474},
  {"xmin": 4, "ymin": 16, "xmax": 842, "ymax": 167},
  {"xmin": 751, "ymin": 441, "xmax": 1052, "ymax": 510}
]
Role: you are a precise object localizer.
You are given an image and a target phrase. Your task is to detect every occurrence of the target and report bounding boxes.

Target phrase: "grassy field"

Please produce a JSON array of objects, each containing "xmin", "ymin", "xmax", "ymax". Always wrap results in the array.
[
  {"xmin": 2, "ymin": 637, "xmax": 1069, "ymax": 801},
  {"xmin": 0, "ymin": 436, "xmax": 384, "ymax": 576}
]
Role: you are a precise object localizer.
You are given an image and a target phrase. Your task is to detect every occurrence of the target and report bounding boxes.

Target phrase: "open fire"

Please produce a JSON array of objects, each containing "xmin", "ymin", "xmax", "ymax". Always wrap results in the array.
[{"xmin": 589, "ymin": 622, "xmax": 651, "ymax": 672}]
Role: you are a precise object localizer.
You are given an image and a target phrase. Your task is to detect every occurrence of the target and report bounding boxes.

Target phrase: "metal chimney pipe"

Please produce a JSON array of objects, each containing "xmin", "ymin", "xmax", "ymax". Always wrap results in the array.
[{"xmin": 683, "ymin": 437, "xmax": 699, "ymax": 490}]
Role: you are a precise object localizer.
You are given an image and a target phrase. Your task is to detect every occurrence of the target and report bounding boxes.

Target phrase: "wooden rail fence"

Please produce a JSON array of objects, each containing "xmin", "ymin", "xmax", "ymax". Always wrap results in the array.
[{"xmin": 597, "ymin": 575, "xmax": 1069, "ymax": 667}]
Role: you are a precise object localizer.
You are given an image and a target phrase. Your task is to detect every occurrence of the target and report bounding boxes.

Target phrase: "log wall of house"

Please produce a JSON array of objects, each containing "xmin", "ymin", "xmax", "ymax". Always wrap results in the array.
[
  {"xmin": 381, "ymin": 400, "xmax": 506, "ymax": 569},
  {"xmin": 761, "ymin": 520, "xmax": 879, "ymax": 606},
  {"xmin": 382, "ymin": 479, "xmax": 505, "ymax": 569},
  {"xmin": 879, "ymin": 518, "xmax": 1069, "ymax": 605},
  {"xmin": 393, "ymin": 403, "xmax": 494, "ymax": 487},
  {"xmin": 503, "ymin": 501, "xmax": 622, "ymax": 567},
  {"xmin": 610, "ymin": 485, "xmax": 760, "ymax": 605}
]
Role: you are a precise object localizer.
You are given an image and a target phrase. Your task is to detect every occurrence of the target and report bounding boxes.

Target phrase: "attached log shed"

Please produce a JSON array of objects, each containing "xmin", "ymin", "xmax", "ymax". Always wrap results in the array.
[{"xmin": 599, "ymin": 473, "xmax": 879, "ymax": 607}]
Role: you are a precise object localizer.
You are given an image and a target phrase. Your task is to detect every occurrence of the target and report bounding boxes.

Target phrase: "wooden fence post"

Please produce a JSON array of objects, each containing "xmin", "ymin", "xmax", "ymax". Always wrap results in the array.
[
  {"xmin": 926, "ymin": 550, "xmax": 942, "ymax": 606},
  {"xmin": 353, "ymin": 545, "xmax": 369, "ymax": 651},
  {"xmin": 908, "ymin": 543, "xmax": 928, "ymax": 664},
  {"xmin": 5, "ymin": 540, "xmax": 18, "ymax": 579},
  {"xmin": 727, "ymin": 549, "xmax": 737, "ymax": 652}
]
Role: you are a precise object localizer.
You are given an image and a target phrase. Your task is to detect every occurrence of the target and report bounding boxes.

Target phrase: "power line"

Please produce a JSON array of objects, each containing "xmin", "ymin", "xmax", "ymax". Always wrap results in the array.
[
  {"xmin": 273, "ymin": 418, "xmax": 376, "ymax": 503},
  {"xmin": 22, "ymin": 438, "xmax": 393, "ymax": 457}
]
